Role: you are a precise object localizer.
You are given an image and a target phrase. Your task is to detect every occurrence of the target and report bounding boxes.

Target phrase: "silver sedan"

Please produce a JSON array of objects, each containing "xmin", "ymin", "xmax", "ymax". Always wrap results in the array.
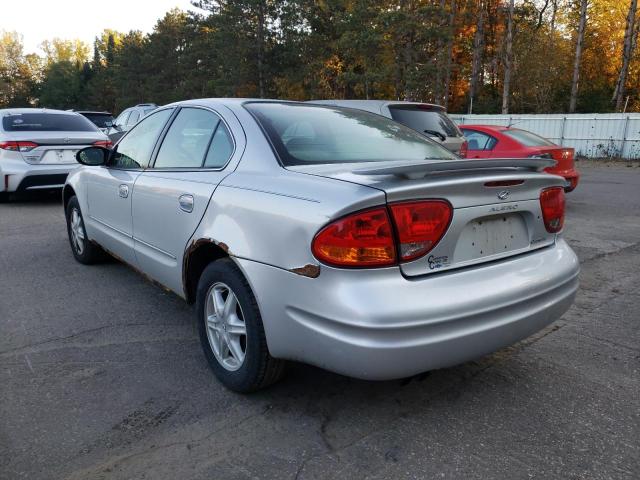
[{"xmin": 63, "ymin": 99, "xmax": 579, "ymax": 392}]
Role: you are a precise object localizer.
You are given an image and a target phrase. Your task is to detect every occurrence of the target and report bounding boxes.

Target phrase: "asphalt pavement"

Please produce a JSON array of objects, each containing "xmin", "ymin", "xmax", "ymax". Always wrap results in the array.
[{"xmin": 1, "ymin": 161, "xmax": 639, "ymax": 480}]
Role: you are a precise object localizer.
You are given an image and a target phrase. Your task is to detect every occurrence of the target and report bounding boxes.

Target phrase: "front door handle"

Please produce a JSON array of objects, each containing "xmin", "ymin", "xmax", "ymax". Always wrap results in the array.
[
  {"xmin": 118, "ymin": 184, "xmax": 129, "ymax": 198},
  {"xmin": 179, "ymin": 194, "xmax": 194, "ymax": 213}
]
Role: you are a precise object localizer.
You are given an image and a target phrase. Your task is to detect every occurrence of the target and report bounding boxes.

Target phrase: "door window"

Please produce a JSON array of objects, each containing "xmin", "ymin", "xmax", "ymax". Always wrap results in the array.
[
  {"xmin": 462, "ymin": 130, "xmax": 497, "ymax": 150},
  {"xmin": 109, "ymin": 108, "xmax": 174, "ymax": 169},
  {"xmin": 154, "ymin": 108, "xmax": 223, "ymax": 169}
]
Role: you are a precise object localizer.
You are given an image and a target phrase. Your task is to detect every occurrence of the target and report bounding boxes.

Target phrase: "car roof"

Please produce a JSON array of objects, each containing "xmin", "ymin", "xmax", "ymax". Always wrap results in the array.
[{"xmin": 0, "ymin": 108, "xmax": 83, "ymax": 116}]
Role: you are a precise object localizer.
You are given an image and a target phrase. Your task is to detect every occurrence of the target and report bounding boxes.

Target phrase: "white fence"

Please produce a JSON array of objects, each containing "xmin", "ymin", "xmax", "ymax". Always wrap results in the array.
[{"xmin": 450, "ymin": 113, "xmax": 640, "ymax": 159}]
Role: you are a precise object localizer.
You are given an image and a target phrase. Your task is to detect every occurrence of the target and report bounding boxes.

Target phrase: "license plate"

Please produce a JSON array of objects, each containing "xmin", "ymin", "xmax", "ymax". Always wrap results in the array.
[
  {"xmin": 41, "ymin": 149, "xmax": 78, "ymax": 164},
  {"xmin": 459, "ymin": 214, "xmax": 529, "ymax": 259}
]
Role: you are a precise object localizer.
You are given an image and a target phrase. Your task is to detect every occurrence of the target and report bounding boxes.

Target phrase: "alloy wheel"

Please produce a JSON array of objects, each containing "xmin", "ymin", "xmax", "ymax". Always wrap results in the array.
[
  {"xmin": 70, "ymin": 208, "xmax": 85, "ymax": 255},
  {"xmin": 205, "ymin": 282, "xmax": 247, "ymax": 371}
]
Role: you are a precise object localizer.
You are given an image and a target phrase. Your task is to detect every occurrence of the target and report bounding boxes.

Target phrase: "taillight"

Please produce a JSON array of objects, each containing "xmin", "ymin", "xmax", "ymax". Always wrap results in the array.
[
  {"xmin": 312, "ymin": 200, "xmax": 453, "ymax": 268},
  {"xmin": 389, "ymin": 200, "xmax": 452, "ymax": 261},
  {"xmin": 312, "ymin": 207, "xmax": 396, "ymax": 267},
  {"xmin": 93, "ymin": 140, "xmax": 113, "ymax": 148},
  {"xmin": 540, "ymin": 187, "xmax": 565, "ymax": 233},
  {"xmin": 459, "ymin": 141, "xmax": 468, "ymax": 158},
  {"xmin": 0, "ymin": 141, "xmax": 38, "ymax": 152}
]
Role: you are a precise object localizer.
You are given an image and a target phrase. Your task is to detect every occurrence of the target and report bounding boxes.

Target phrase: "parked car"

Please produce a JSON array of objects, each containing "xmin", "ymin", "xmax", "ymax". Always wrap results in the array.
[
  {"xmin": 70, "ymin": 110, "xmax": 114, "ymax": 134},
  {"xmin": 64, "ymin": 99, "xmax": 579, "ymax": 392},
  {"xmin": 0, "ymin": 108, "xmax": 111, "ymax": 201},
  {"xmin": 107, "ymin": 103, "xmax": 157, "ymax": 143},
  {"xmin": 309, "ymin": 100, "xmax": 467, "ymax": 155},
  {"xmin": 459, "ymin": 125, "xmax": 580, "ymax": 192}
]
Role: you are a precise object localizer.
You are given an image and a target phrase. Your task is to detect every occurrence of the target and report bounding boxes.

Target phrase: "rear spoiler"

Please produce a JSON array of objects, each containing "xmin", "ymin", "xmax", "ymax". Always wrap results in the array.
[{"xmin": 353, "ymin": 158, "xmax": 556, "ymax": 180}]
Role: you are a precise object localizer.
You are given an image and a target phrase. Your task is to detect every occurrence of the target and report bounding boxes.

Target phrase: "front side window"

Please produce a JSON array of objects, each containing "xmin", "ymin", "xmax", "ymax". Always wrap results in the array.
[
  {"xmin": 109, "ymin": 108, "xmax": 173, "ymax": 169},
  {"xmin": 462, "ymin": 129, "xmax": 497, "ymax": 150},
  {"xmin": 154, "ymin": 108, "xmax": 223, "ymax": 169},
  {"xmin": 2, "ymin": 113, "xmax": 97, "ymax": 132},
  {"xmin": 245, "ymin": 102, "xmax": 457, "ymax": 166}
]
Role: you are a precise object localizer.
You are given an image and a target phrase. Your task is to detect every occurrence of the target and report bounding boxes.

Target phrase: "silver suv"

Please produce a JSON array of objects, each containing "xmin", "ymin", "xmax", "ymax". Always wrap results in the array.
[
  {"xmin": 309, "ymin": 100, "xmax": 466, "ymax": 155},
  {"xmin": 107, "ymin": 103, "xmax": 157, "ymax": 142}
]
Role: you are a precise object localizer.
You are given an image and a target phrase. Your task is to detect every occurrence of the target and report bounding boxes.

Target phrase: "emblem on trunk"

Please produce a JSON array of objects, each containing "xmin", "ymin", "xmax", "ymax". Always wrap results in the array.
[
  {"xmin": 63, "ymin": 137, "xmax": 71, "ymax": 143},
  {"xmin": 497, "ymin": 190, "xmax": 510, "ymax": 200}
]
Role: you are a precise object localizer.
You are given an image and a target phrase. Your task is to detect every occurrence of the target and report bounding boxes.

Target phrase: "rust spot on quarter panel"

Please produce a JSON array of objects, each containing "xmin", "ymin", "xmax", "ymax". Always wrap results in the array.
[
  {"xmin": 182, "ymin": 238, "xmax": 233, "ymax": 302},
  {"xmin": 289, "ymin": 264, "xmax": 321, "ymax": 278}
]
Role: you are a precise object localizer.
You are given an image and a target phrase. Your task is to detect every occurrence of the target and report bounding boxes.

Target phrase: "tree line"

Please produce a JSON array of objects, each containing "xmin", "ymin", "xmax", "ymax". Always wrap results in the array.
[{"xmin": 0, "ymin": 0, "xmax": 638, "ymax": 115}]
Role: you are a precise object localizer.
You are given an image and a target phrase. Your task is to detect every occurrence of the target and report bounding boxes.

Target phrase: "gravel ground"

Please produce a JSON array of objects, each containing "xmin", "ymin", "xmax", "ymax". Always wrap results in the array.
[{"xmin": 1, "ymin": 162, "xmax": 639, "ymax": 480}]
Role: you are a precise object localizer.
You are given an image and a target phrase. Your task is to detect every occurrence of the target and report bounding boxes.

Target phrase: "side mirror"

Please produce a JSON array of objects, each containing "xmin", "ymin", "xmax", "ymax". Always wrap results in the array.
[{"xmin": 76, "ymin": 146, "xmax": 109, "ymax": 166}]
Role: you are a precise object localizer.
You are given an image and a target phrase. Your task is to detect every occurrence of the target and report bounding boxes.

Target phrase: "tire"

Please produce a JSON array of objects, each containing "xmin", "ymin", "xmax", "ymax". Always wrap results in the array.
[
  {"xmin": 65, "ymin": 196, "xmax": 104, "ymax": 264},
  {"xmin": 0, "ymin": 192, "xmax": 8, "ymax": 203},
  {"xmin": 196, "ymin": 258, "xmax": 286, "ymax": 392}
]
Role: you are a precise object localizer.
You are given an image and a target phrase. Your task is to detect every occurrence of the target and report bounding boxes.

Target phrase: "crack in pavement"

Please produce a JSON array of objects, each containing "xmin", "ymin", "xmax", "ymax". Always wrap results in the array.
[{"xmin": 0, "ymin": 323, "xmax": 188, "ymax": 357}]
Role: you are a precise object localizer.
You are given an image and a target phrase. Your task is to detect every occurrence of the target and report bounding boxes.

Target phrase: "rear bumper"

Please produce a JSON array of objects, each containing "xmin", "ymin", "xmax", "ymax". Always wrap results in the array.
[
  {"xmin": 0, "ymin": 157, "xmax": 76, "ymax": 193},
  {"xmin": 236, "ymin": 238, "xmax": 579, "ymax": 380},
  {"xmin": 546, "ymin": 167, "xmax": 580, "ymax": 192}
]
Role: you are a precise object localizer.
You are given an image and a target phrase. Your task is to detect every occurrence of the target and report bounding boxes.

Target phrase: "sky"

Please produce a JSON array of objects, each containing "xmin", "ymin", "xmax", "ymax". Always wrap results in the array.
[{"xmin": 0, "ymin": 0, "xmax": 198, "ymax": 55}]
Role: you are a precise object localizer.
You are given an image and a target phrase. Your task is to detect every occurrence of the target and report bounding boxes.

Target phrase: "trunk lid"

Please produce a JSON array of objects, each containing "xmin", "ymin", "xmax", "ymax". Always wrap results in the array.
[
  {"xmin": 538, "ymin": 147, "xmax": 575, "ymax": 174},
  {"xmin": 5, "ymin": 131, "xmax": 106, "ymax": 165},
  {"xmin": 290, "ymin": 158, "xmax": 565, "ymax": 277}
]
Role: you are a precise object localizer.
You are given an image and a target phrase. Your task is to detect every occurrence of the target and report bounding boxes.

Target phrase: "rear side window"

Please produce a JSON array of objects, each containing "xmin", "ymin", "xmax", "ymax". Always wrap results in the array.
[
  {"xmin": 462, "ymin": 129, "xmax": 497, "ymax": 150},
  {"xmin": 388, "ymin": 106, "xmax": 461, "ymax": 137},
  {"xmin": 204, "ymin": 123, "xmax": 234, "ymax": 168},
  {"xmin": 154, "ymin": 108, "xmax": 222, "ymax": 169},
  {"xmin": 245, "ymin": 102, "xmax": 456, "ymax": 166},
  {"xmin": 502, "ymin": 129, "xmax": 555, "ymax": 147},
  {"xmin": 2, "ymin": 113, "xmax": 97, "ymax": 132}
]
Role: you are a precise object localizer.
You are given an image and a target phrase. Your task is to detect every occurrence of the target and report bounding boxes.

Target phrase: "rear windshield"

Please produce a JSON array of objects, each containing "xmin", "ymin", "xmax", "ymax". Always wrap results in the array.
[
  {"xmin": 388, "ymin": 105, "xmax": 461, "ymax": 137},
  {"xmin": 245, "ymin": 102, "xmax": 457, "ymax": 166},
  {"xmin": 80, "ymin": 113, "xmax": 114, "ymax": 128},
  {"xmin": 2, "ymin": 113, "xmax": 97, "ymax": 132},
  {"xmin": 502, "ymin": 129, "xmax": 555, "ymax": 147}
]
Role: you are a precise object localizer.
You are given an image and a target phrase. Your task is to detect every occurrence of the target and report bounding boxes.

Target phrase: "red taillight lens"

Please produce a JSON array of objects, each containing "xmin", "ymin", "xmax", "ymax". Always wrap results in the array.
[
  {"xmin": 312, "ymin": 207, "xmax": 396, "ymax": 267},
  {"xmin": 389, "ymin": 200, "xmax": 452, "ymax": 261},
  {"xmin": 459, "ymin": 141, "xmax": 468, "ymax": 158},
  {"xmin": 0, "ymin": 141, "xmax": 38, "ymax": 152},
  {"xmin": 93, "ymin": 140, "xmax": 113, "ymax": 148},
  {"xmin": 540, "ymin": 187, "xmax": 565, "ymax": 233}
]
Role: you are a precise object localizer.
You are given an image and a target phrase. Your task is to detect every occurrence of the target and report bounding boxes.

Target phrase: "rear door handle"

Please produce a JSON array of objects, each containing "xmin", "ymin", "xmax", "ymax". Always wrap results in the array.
[
  {"xmin": 118, "ymin": 184, "xmax": 129, "ymax": 198},
  {"xmin": 179, "ymin": 194, "xmax": 194, "ymax": 213}
]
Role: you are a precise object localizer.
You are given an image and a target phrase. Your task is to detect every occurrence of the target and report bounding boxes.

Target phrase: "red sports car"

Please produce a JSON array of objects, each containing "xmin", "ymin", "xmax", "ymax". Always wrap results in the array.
[{"xmin": 459, "ymin": 125, "xmax": 580, "ymax": 192}]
